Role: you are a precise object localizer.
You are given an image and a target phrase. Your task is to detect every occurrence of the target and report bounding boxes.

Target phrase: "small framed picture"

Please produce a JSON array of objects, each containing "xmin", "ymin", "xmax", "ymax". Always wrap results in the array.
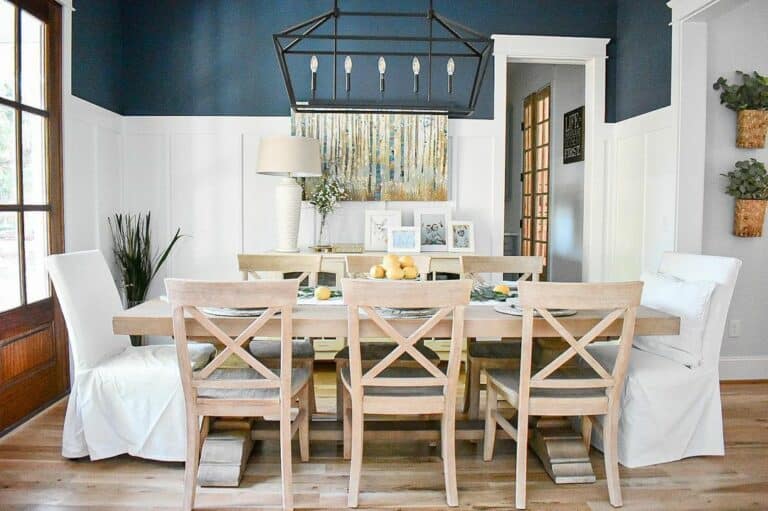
[
  {"xmin": 387, "ymin": 226, "xmax": 420, "ymax": 253},
  {"xmin": 448, "ymin": 221, "xmax": 475, "ymax": 252},
  {"xmin": 414, "ymin": 207, "xmax": 451, "ymax": 252},
  {"xmin": 364, "ymin": 210, "xmax": 402, "ymax": 251}
]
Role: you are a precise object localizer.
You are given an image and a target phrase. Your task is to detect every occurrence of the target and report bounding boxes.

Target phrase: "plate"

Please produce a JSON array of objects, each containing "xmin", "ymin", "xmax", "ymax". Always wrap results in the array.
[
  {"xmin": 493, "ymin": 305, "xmax": 577, "ymax": 317},
  {"xmin": 376, "ymin": 307, "xmax": 438, "ymax": 318},
  {"xmin": 200, "ymin": 307, "xmax": 268, "ymax": 317}
]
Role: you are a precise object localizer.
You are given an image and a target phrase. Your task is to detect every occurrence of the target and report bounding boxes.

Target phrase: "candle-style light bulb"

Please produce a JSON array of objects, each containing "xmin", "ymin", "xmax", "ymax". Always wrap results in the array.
[
  {"xmin": 412, "ymin": 57, "xmax": 421, "ymax": 94},
  {"xmin": 344, "ymin": 56, "xmax": 352, "ymax": 92},
  {"xmin": 310, "ymin": 55, "xmax": 318, "ymax": 94},
  {"xmin": 378, "ymin": 56, "xmax": 386, "ymax": 93},
  {"xmin": 447, "ymin": 57, "xmax": 455, "ymax": 94}
]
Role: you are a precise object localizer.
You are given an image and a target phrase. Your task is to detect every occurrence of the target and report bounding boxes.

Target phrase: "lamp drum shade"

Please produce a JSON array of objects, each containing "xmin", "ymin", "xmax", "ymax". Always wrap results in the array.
[{"xmin": 256, "ymin": 136, "xmax": 322, "ymax": 177}]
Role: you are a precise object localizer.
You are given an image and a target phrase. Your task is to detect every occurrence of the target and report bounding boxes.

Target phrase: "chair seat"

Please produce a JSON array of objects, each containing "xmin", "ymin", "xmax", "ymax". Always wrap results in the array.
[
  {"xmin": 468, "ymin": 340, "xmax": 521, "ymax": 359},
  {"xmin": 341, "ymin": 367, "xmax": 443, "ymax": 397},
  {"xmin": 485, "ymin": 367, "xmax": 608, "ymax": 407},
  {"xmin": 196, "ymin": 368, "xmax": 310, "ymax": 400},
  {"xmin": 248, "ymin": 338, "xmax": 315, "ymax": 359},
  {"xmin": 334, "ymin": 342, "xmax": 440, "ymax": 362}
]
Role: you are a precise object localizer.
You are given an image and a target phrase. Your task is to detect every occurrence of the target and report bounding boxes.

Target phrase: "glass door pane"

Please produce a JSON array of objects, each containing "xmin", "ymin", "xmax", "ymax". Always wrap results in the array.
[
  {"xmin": 20, "ymin": 9, "xmax": 44, "ymax": 109},
  {"xmin": 24, "ymin": 210, "xmax": 48, "ymax": 302},
  {"xmin": 0, "ymin": 211, "xmax": 20, "ymax": 311},
  {"xmin": 0, "ymin": 0, "xmax": 14, "ymax": 101},
  {"xmin": 21, "ymin": 111, "xmax": 46, "ymax": 203},
  {"xmin": 0, "ymin": 104, "xmax": 16, "ymax": 204}
]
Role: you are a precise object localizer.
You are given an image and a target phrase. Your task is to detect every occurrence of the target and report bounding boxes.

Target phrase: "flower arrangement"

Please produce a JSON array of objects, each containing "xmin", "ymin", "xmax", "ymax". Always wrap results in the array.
[{"xmin": 308, "ymin": 174, "xmax": 349, "ymax": 246}]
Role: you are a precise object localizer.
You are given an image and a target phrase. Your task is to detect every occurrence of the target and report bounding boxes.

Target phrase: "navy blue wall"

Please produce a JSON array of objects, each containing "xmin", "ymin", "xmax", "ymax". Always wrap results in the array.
[
  {"xmin": 71, "ymin": 0, "xmax": 122, "ymax": 112},
  {"xmin": 73, "ymin": 1, "xmax": 673, "ymax": 121},
  {"xmin": 613, "ymin": 0, "xmax": 671, "ymax": 121}
]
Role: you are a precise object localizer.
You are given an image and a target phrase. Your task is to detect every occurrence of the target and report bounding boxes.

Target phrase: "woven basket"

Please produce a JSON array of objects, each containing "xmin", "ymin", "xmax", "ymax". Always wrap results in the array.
[
  {"xmin": 733, "ymin": 199, "xmax": 767, "ymax": 237},
  {"xmin": 736, "ymin": 110, "xmax": 768, "ymax": 148}
]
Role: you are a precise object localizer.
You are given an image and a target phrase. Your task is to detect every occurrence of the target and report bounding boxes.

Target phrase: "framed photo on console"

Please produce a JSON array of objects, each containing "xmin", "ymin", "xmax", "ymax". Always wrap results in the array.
[
  {"xmin": 364, "ymin": 210, "xmax": 402, "ymax": 251},
  {"xmin": 447, "ymin": 220, "xmax": 475, "ymax": 252},
  {"xmin": 413, "ymin": 207, "xmax": 451, "ymax": 252},
  {"xmin": 387, "ymin": 226, "xmax": 420, "ymax": 253}
]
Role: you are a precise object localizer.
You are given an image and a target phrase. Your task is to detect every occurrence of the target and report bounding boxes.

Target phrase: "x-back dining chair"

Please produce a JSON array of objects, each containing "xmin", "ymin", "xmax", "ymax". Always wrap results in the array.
[
  {"xmin": 459, "ymin": 255, "xmax": 543, "ymax": 419},
  {"xmin": 334, "ymin": 254, "xmax": 439, "ymax": 419},
  {"xmin": 166, "ymin": 278, "xmax": 311, "ymax": 511},
  {"xmin": 483, "ymin": 281, "xmax": 642, "ymax": 509},
  {"xmin": 237, "ymin": 253, "xmax": 322, "ymax": 411},
  {"xmin": 341, "ymin": 278, "xmax": 472, "ymax": 508}
]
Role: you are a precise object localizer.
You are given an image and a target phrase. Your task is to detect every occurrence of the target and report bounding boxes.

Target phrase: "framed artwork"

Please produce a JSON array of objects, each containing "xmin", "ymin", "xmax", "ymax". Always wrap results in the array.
[
  {"xmin": 387, "ymin": 226, "xmax": 420, "ymax": 253},
  {"xmin": 414, "ymin": 207, "xmax": 451, "ymax": 252},
  {"xmin": 563, "ymin": 106, "xmax": 585, "ymax": 164},
  {"xmin": 447, "ymin": 220, "xmax": 475, "ymax": 252},
  {"xmin": 364, "ymin": 210, "xmax": 402, "ymax": 251}
]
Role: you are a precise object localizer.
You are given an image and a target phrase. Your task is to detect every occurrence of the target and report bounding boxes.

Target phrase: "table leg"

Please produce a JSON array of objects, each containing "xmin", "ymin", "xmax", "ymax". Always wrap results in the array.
[{"xmin": 529, "ymin": 418, "xmax": 596, "ymax": 484}]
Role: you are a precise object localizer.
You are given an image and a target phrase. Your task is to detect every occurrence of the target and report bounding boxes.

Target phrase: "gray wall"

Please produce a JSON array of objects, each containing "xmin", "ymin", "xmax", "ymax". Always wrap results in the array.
[
  {"xmin": 704, "ymin": 0, "xmax": 768, "ymax": 363},
  {"xmin": 505, "ymin": 64, "xmax": 585, "ymax": 282}
]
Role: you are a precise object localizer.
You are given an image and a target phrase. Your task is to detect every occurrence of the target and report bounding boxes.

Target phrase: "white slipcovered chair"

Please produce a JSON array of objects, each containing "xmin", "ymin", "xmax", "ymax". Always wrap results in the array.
[
  {"xmin": 587, "ymin": 252, "xmax": 741, "ymax": 467},
  {"xmin": 47, "ymin": 250, "xmax": 215, "ymax": 461}
]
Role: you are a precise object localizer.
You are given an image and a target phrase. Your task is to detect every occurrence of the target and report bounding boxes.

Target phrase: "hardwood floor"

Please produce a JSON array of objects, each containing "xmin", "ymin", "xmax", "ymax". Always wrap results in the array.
[{"xmin": 0, "ymin": 368, "xmax": 765, "ymax": 510}]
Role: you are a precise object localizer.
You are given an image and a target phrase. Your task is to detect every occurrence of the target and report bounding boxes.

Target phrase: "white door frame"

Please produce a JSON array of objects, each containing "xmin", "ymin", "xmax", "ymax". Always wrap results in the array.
[
  {"xmin": 492, "ymin": 35, "xmax": 610, "ymax": 281},
  {"xmin": 667, "ymin": 0, "xmax": 748, "ymax": 253}
]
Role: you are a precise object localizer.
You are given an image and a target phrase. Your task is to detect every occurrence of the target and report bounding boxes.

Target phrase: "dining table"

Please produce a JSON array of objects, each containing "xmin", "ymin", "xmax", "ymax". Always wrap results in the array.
[{"xmin": 113, "ymin": 293, "xmax": 680, "ymax": 485}]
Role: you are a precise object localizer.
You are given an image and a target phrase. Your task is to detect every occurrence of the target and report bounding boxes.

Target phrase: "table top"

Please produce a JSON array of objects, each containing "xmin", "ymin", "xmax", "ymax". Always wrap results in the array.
[{"xmin": 113, "ymin": 298, "xmax": 680, "ymax": 339}]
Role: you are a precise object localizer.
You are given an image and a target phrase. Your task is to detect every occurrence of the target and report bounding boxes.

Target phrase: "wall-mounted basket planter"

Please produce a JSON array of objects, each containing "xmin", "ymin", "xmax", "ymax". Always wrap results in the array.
[
  {"xmin": 733, "ymin": 199, "xmax": 767, "ymax": 237},
  {"xmin": 737, "ymin": 110, "xmax": 768, "ymax": 148}
]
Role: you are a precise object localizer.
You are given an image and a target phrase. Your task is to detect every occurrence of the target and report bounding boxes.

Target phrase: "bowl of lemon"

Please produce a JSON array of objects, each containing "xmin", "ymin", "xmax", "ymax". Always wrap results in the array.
[{"xmin": 368, "ymin": 254, "xmax": 421, "ymax": 281}]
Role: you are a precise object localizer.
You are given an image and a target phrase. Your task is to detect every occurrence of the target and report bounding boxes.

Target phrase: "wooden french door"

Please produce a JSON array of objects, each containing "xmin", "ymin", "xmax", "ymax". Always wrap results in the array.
[
  {"xmin": 520, "ymin": 86, "xmax": 550, "ymax": 277},
  {"xmin": 0, "ymin": 0, "xmax": 66, "ymax": 435}
]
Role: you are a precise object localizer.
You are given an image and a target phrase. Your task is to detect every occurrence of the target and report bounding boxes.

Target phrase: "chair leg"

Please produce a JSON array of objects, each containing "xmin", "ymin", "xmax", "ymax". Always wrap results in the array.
[
  {"xmin": 483, "ymin": 382, "xmax": 498, "ymax": 461},
  {"xmin": 305, "ymin": 359, "xmax": 317, "ymax": 415},
  {"xmin": 603, "ymin": 411, "xmax": 622, "ymax": 507},
  {"xmin": 298, "ymin": 385, "xmax": 310, "ymax": 462},
  {"xmin": 342, "ymin": 386, "xmax": 352, "ymax": 460},
  {"xmin": 515, "ymin": 409, "xmax": 529, "ymax": 510},
  {"xmin": 347, "ymin": 402, "xmax": 364, "ymax": 508},
  {"xmin": 462, "ymin": 341, "xmax": 474, "ymax": 413},
  {"xmin": 183, "ymin": 413, "xmax": 201, "ymax": 511},
  {"xmin": 467, "ymin": 356, "xmax": 482, "ymax": 420},
  {"xmin": 336, "ymin": 362, "xmax": 344, "ymax": 419},
  {"xmin": 441, "ymin": 410, "xmax": 459, "ymax": 507},
  {"xmin": 280, "ymin": 398, "xmax": 294, "ymax": 511},
  {"xmin": 581, "ymin": 415, "xmax": 593, "ymax": 454}
]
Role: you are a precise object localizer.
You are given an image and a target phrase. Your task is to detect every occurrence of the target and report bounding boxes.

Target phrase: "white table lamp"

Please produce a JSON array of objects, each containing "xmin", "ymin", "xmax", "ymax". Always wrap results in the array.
[{"xmin": 256, "ymin": 136, "xmax": 322, "ymax": 252}]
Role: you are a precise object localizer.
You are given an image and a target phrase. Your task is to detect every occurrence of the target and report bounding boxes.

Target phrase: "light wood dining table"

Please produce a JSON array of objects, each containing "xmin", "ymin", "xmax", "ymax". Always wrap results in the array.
[{"xmin": 113, "ymin": 298, "xmax": 679, "ymax": 485}]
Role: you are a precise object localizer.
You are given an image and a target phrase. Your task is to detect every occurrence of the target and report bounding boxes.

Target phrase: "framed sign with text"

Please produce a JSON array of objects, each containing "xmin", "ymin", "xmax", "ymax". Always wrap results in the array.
[{"xmin": 563, "ymin": 106, "xmax": 585, "ymax": 164}]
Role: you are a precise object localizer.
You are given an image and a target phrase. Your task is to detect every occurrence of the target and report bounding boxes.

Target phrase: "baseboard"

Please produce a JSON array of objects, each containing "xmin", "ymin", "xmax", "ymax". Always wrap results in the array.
[{"xmin": 719, "ymin": 356, "xmax": 768, "ymax": 380}]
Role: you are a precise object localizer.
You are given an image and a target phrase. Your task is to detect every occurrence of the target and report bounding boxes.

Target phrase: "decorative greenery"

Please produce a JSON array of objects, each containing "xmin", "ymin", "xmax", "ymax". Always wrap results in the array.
[
  {"xmin": 722, "ymin": 159, "xmax": 768, "ymax": 200},
  {"xmin": 108, "ymin": 212, "xmax": 184, "ymax": 304},
  {"xmin": 470, "ymin": 286, "xmax": 515, "ymax": 302},
  {"xmin": 713, "ymin": 71, "xmax": 768, "ymax": 111},
  {"xmin": 308, "ymin": 174, "xmax": 349, "ymax": 243},
  {"xmin": 298, "ymin": 287, "xmax": 342, "ymax": 299}
]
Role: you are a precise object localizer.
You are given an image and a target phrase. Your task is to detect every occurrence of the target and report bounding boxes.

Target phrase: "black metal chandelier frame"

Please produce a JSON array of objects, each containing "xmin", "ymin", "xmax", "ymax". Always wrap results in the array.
[{"xmin": 273, "ymin": 0, "xmax": 493, "ymax": 117}]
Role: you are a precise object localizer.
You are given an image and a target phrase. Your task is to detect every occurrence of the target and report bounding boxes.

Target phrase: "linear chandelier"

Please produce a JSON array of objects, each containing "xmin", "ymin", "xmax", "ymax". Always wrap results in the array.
[{"xmin": 273, "ymin": 0, "xmax": 493, "ymax": 117}]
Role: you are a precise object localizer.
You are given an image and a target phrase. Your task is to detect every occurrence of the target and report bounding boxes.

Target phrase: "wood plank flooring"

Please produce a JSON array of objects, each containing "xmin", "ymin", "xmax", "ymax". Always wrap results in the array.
[{"xmin": 0, "ymin": 368, "xmax": 765, "ymax": 510}]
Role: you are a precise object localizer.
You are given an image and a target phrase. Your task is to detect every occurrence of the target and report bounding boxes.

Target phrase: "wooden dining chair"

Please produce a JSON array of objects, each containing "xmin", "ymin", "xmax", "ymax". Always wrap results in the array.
[
  {"xmin": 340, "ymin": 278, "xmax": 472, "ymax": 508},
  {"xmin": 459, "ymin": 256, "xmax": 543, "ymax": 419},
  {"xmin": 237, "ymin": 254, "xmax": 322, "ymax": 412},
  {"xmin": 166, "ymin": 279, "xmax": 311, "ymax": 511},
  {"xmin": 482, "ymin": 281, "xmax": 643, "ymax": 509},
  {"xmin": 333, "ymin": 254, "xmax": 438, "ymax": 419}
]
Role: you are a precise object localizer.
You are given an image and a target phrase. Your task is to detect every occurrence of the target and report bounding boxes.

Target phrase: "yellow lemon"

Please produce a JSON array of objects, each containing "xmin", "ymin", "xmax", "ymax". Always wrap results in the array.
[
  {"xmin": 403, "ymin": 266, "xmax": 419, "ymax": 280},
  {"xmin": 314, "ymin": 286, "xmax": 332, "ymax": 300},
  {"xmin": 386, "ymin": 267, "xmax": 405, "ymax": 280},
  {"xmin": 398, "ymin": 255, "xmax": 415, "ymax": 268},
  {"xmin": 382, "ymin": 254, "xmax": 400, "ymax": 268},
  {"xmin": 493, "ymin": 284, "xmax": 511, "ymax": 296},
  {"xmin": 369, "ymin": 264, "xmax": 385, "ymax": 279}
]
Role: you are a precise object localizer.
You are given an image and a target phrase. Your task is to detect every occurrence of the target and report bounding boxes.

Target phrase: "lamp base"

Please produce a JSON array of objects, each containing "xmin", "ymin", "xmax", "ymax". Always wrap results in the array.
[
  {"xmin": 274, "ymin": 176, "xmax": 304, "ymax": 253},
  {"xmin": 274, "ymin": 247, "xmax": 301, "ymax": 253}
]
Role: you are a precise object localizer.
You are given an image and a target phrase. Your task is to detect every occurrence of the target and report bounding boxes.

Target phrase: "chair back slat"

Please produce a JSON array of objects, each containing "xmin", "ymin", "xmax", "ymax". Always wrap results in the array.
[
  {"xmin": 237, "ymin": 254, "xmax": 322, "ymax": 284},
  {"xmin": 166, "ymin": 279, "xmax": 298, "ymax": 402},
  {"xmin": 345, "ymin": 254, "xmax": 431, "ymax": 278},
  {"xmin": 517, "ymin": 281, "xmax": 642, "ymax": 398},
  {"xmin": 342, "ymin": 279, "xmax": 470, "ymax": 395},
  {"xmin": 459, "ymin": 255, "xmax": 543, "ymax": 281}
]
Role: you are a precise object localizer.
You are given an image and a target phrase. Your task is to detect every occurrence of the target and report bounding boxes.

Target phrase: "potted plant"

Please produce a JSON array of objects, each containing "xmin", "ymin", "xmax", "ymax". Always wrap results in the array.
[
  {"xmin": 308, "ymin": 174, "xmax": 349, "ymax": 251},
  {"xmin": 713, "ymin": 70, "xmax": 768, "ymax": 148},
  {"xmin": 109, "ymin": 212, "xmax": 184, "ymax": 345},
  {"xmin": 722, "ymin": 158, "xmax": 768, "ymax": 237}
]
